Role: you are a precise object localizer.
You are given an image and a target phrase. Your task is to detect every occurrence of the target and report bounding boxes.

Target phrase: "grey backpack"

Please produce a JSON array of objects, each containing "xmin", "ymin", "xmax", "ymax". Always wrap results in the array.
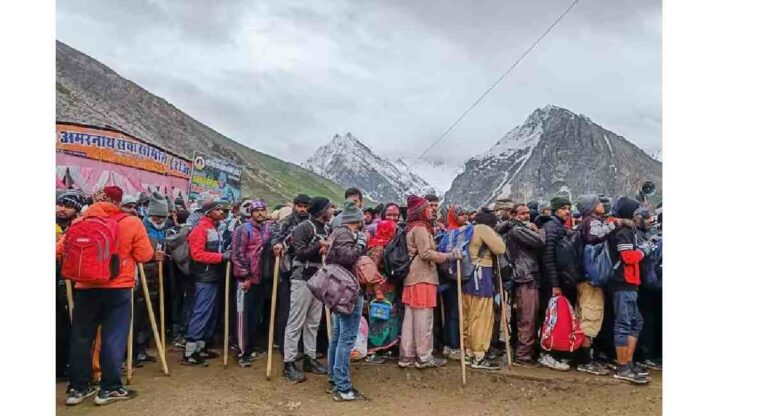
[
  {"xmin": 307, "ymin": 264, "xmax": 360, "ymax": 315},
  {"xmin": 166, "ymin": 225, "xmax": 192, "ymax": 276}
]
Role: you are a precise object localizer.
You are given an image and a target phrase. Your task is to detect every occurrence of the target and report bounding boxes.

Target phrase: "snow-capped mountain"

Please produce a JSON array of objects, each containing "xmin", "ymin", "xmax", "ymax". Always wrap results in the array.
[
  {"xmin": 303, "ymin": 133, "xmax": 435, "ymax": 203},
  {"xmin": 395, "ymin": 157, "xmax": 463, "ymax": 197},
  {"xmin": 645, "ymin": 148, "xmax": 663, "ymax": 162},
  {"xmin": 443, "ymin": 105, "xmax": 662, "ymax": 208}
]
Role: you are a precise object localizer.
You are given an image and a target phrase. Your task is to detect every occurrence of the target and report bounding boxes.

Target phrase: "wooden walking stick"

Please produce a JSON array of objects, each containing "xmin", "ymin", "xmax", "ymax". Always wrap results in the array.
[
  {"xmin": 456, "ymin": 259, "xmax": 467, "ymax": 386},
  {"xmin": 126, "ymin": 290, "xmax": 134, "ymax": 385},
  {"xmin": 266, "ymin": 256, "xmax": 281, "ymax": 380},
  {"xmin": 65, "ymin": 280, "xmax": 74, "ymax": 322},
  {"xmin": 138, "ymin": 264, "xmax": 170, "ymax": 375},
  {"xmin": 496, "ymin": 259, "xmax": 513, "ymax": 370},
  {"xmin": 439, "ymin": 293, "xmax": 446, "ymax": 328},
  {"xmin": 224, "ymin": 261, "xmax": 231, "ymax": 368},
  {"xmin": 158, "ymin": 258, "xmax": 166, "ymax": 351}
]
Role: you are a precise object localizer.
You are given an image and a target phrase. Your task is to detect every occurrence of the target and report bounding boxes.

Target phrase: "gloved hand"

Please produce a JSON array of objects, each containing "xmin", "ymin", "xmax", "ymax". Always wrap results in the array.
[
  {"xmin": 355, "ymin": 231, "xmax": 367, "ymax": 249},
  {"xmin": 222, "ymin": 250, "xmax": 232, "ymax": 262}
]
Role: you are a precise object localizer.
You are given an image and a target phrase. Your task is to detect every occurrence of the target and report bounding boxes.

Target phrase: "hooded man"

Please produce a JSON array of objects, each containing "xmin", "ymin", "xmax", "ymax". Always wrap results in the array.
[
  {"xmin": 607, "ymin": 197, "xmax": 650, "ymax": 384},
  {"xmin": 182, "ymin": 200, "xmax": 231, "ymax": 367},
  {"xmin": 133, "ymin": 192, "xmax": 170, "ymax": 365},
  {"xmin": 57, "ymin": 186, "xmax": 154, "ymax": 405},
  {"xmin": 571, "ymin": 194, "xmax": 629, "ymax": 376},
  {"xmin": 282, "ymin": 196, "xmax": 333, "ymax": 383},
  {"xmin": 231, "ymin": 199, "xmax": 273, "ymax": 368}
]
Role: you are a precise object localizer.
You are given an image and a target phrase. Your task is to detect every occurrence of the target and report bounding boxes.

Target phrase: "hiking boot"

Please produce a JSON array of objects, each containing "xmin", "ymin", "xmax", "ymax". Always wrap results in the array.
[
  {"xmin": 303, "ymin": 356, "xmax": 327, "ymax": 374},
  {"xmin": 538, "ymin": 354, "xmax": 570, "ymax": 371},
  {"xmin": 65, "ymin": 385, "xmax": 98, "ymax": 405},
  {"xmin": 94, "ymin": 388, "xmax": 138, "ymax": 405},
  {"xmin": 398, "ymin": 357, "xmax": 415, "ymax": 368},
  {"xmin": 471, "ymin": 358, "xmax": 501, "ymax": 371},
  {"xmin": 614, "ymin": 364, "xmax": 650, "ymax": 385},
  {"xmin": 333, "ymin": 388, "xmax": 365, "ymax": 402},
  {"xmin": 415, "ymin": 356, "xmax": 447, "ymax": 369},
  {"xmin": 577, "ymin": 362, "xmax": 610, "ymax": 376},
  {"xmin": 198, "ymin": 349, "xmax": 219, "ymax": 360},
  {"xmin": 283, "ymin": 361, "xmax": 307, "ymax": 383},
  {"xmin": 512, "ymin": 359, "xmax": 541, "ymax": 368},
  {"xmin": 180, "ymin": 353, "xmax": 209, "ymax": 367}
]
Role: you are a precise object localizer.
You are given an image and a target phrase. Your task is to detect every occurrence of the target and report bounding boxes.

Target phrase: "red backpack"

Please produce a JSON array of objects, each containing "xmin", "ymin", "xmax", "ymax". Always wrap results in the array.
[
  {"xmin": 539, "ymin": 295, "xmax": 585, "ymax": 352},
  {"xmin": 61, "ymin": 213, "xmax": 128, "ymax": 284}
]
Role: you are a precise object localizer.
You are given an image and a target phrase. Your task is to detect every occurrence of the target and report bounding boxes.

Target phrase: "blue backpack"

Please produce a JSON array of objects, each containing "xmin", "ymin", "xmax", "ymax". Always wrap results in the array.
[
  {"xmin": 438, "ymin": 225, "xmax": 485, "ymax": 281},
  {"xmin": 583, "ymin": 241, "xmax": 619, "ymax": 287}
]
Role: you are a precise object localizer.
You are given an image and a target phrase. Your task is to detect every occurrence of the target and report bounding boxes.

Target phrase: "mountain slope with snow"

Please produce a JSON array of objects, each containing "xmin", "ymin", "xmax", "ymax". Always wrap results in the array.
[
  {"xmin": 303, "ymin": 133, "xmax": 436, "ymax": 203},
  {"xmin": 443, "ymin": 105, "xmax": 662, "ymax": 208}
]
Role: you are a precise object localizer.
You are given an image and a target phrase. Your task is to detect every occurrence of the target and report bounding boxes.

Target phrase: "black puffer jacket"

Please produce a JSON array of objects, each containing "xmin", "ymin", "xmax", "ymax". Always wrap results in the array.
[
  {"xmin": 540, "ymin": 215, "xmax": 566, "ymax": 289},
  {"xmin": 505, "ymin": 220, "xmax": 545, "ymax": 284}
]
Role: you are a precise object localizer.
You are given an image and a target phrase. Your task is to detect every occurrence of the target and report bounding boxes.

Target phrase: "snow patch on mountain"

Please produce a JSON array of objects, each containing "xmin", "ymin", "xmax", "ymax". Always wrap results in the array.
[
  {"xmin": 395, "ymin": 157, "xmax": 463, "ymax": 197},
  {"xmin": 303, "ymin": 133, "xmax": 435, "ymax": 203}
]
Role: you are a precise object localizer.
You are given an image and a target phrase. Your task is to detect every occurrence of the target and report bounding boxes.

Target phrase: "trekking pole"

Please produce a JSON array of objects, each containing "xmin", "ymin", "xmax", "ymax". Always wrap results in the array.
[
  {"xmin": 495, "ymin": 260, "xmax": 513, "ymax": 370},
  {"xmin": 456, "ymin": 259, "xmax": 467, "ymax": 386},
  {"xmin": 224, "ymin": 261, "xmax": 231, "ymax": 368},
  {"xmin": 158, "ymin": 258, "xmax": 166, "ymax": 351},
  {"xmin": 65, "ymin": 280, "xmax": 74, "ymax": 322},
  {"xmin": 266, "ymin": 256, "xmax": 281, "ymax": 380},
  {"xmin": 126, "ymin": 289, "xmax": 134, "ymax": 385},
  {"xmin": 439, "ymin": 293, "xmax": 445, "ymax": 329},
  {"xmin": 138, "ymin": 264, "xmax": 170, "ymax": 375}
]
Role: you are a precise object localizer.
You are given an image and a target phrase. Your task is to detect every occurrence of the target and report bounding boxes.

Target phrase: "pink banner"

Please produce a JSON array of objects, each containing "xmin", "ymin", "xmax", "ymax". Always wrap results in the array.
[{"xmin": 56, "ymin": 153, "xmax": 190, "ymax": 202}]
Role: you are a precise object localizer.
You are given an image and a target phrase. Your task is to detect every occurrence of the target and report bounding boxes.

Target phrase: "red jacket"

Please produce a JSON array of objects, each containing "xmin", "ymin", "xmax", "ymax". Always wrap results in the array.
[{"xmin": 56, "ymin": 202, "xmax": 154, "ymax": 289}]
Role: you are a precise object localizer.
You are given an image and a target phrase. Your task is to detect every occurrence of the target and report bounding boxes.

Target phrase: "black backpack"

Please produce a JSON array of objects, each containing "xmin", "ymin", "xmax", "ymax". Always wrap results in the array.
[
  {"xmin": 555, "ymin": 229, "xmax": 584, "ymax": 287},
  {"xmin": 383, "ymin": 228, "xmax": 415, "ymax": 284}
]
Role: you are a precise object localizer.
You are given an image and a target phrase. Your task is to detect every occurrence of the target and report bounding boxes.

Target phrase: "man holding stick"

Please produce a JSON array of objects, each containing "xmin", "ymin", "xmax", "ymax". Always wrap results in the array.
[
  {"xmin": 181, "ymin": 200, "xmax": 231, "ymax": 367},
  {"xmin": 57, "ymin": 186, "xmax": 154, "ymax": 406}
]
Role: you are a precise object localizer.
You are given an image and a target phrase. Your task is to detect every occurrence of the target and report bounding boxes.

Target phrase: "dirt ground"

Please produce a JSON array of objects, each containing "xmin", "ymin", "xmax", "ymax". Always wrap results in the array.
[{"xmin": 55, "ymin": 347, "xmax": 662, "ymax": 416}]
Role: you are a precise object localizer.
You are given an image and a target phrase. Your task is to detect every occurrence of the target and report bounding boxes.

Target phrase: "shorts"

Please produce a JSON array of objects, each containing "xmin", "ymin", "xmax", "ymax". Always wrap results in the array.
[{"xmin": 613, "ymin": 290, "xmax": 644, "ymax": 347}]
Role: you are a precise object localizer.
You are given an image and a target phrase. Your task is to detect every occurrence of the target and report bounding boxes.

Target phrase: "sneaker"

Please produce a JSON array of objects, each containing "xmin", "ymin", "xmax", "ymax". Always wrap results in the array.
[
  {"xmin": 198, "ymin": 349, "xmax": 219, "ymax": 360},
  {"xmin": 415, "ymin": 356, "xmax": 447, "ymax": 369},
  {"xmin": 365, "ymin": 354, "xmax": 387, "ymax": 364},
  {"xmin": 640, "ymin": 359, "xmax": 662, "ymax": 371},
  {"xmin": 398, "ymin": 357, "xmax": 415, "ymax": 368},
  {"xmin": 538, "ymin": 354, "xmax": 570, "ymax": 371},
  {"xmin": 471, "ymin": 358, "xmax": 501, "ymax": 371},
  {"xmin": 250, "ymin": 350, "xmax": 267, "ymax": 360},
  {"xmin": 614, "ymin": 365, "xmax": 650, "ymax": 385},
  {"xmin": 94, "ymin": 388, "xmax": 138, "ymax": 405},
  {"xmin": 632, "ymin": 363, "xmax": 650, "ymax": 377},
  {"xmin": 65, "ymin": 385, "xmax": 98, "ymax": 405},
  {"xmin": 446, "ymin": 349, "xmax": 464, "ymax": 361},
  {"xmin": 180, "ymin": 353, "xmax": 209, "ymax": 367},
  {"xmin": 173, "ymin": 335, "xmax": 186, "ymax": 349},
  {"xmin": 512, "ymin": 359, "xmax": 541, "ymax": 368},
  {"xmin": 577, "ymin": 362, "xmax": 610, "ymax": 376},
  {"xmin": 136, "ymin": 352, "xmax": 157, "ymax": 363},
  {"xmin": 333, "ymin": 388, "xmax": 365, "ymax": 402},
  {"xmin": 238, "ymin": 357, "xmax": 253, "ymax": 368}
]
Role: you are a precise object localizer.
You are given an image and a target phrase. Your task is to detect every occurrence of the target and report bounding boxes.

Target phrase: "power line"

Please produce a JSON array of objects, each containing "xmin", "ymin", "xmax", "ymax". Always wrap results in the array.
[{"xmin": 407, "ymin": 0, "xmax": 580, "ymax": 169}]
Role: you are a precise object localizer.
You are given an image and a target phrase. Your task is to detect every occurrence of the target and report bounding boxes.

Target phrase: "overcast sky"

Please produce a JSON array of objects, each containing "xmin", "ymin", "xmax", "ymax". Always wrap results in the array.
[{"xmin": 57, "ymin": 0, "xmax": 661, "ymax": 169}]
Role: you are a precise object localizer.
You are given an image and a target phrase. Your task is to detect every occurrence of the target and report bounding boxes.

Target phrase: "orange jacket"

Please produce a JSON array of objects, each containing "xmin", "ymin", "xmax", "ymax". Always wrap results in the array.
[{"xmin": 56, "ymin": 202, "xmax": 154, "ymax": 289}]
